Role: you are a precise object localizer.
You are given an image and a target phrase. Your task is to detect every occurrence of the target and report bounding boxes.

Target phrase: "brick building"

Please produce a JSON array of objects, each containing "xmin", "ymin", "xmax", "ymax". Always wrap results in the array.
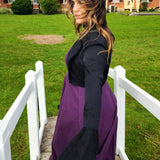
[
  {"xmin": 106, "ymin": 0, "xmax": 160, "ymax": 12},
  {"xmin": 0, "ymin": 0, "xmax": 39, "ymax": 10},
  {"xmin": 0, "ymin": 0, "xmax": 160, "ymax": 12}
]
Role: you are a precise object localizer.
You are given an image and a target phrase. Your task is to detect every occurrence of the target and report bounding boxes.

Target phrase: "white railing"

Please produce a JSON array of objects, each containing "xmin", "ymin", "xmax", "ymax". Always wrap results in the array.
[
  {"xmin": 108, "ymin": 66, "xmax": 160, "ymax": 160},
  {"xmin": 0, "ymin": 62, "xmax": 160, "ymax": 160},
  {"xmin": 0, "ymin": 61, "xmax": 47, "ymax": 160}
]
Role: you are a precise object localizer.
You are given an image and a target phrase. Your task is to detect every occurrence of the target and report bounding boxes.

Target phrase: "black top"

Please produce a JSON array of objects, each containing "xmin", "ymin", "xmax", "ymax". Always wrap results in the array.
[{"xmin": 57, "ymin": 30, "xmax": 112, "ymax": 160}]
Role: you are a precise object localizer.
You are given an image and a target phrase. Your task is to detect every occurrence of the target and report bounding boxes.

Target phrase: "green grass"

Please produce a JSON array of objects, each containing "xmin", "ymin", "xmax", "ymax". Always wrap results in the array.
[{"xmin": 0, "ymin": 13, "xmax": 160, "ymax": 159}]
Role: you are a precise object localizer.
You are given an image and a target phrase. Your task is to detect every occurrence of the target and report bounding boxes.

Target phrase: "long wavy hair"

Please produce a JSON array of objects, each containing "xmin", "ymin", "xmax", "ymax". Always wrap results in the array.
[{"xmin": 66, "ymin": 0, "xmax": 115, "ymax": 54}]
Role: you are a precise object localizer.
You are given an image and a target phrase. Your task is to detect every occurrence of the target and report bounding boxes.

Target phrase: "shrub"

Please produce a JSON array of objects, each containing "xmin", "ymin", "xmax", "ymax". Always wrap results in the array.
[
  {"xmin": 148, "ymin": 8, "xmax": 154, "ymax": 12},
  {"xmin": 125, "ymin": 10, "xmax": 130, "ymax": 16},
  {"xmin": 39, "ymin": 0, "xmax": 60, "ymax": 14},
  {"xmin": 139, "ymin": 2, "xmax": 148, "ymax": 12},
  {"xmin": 11, "ymin": 0, "xmax": 32, "ymax": 15},
  {"xmin": 142, "ymin": 2, "xmax": 147, "ymax": 11},
  {"xmin": 0, "ymin": 7, "xmax": 12, "ymax": 14},
  {"xmin": 139, "ymin": 6, "xmax": 143, "ymax": 12}
]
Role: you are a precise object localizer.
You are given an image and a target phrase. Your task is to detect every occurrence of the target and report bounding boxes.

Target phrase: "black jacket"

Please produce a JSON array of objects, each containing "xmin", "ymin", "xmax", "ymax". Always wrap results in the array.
[
  {"xmin": 57, "ymin": 30, "xmax": 112, "ymax": 160},
  {"xmin": 67, "ymin": 30, "xmax": 111, "ymax": 130},
  {"xmin": 67, "ymin": 30, "xmax": 111, "ymax": 88}
]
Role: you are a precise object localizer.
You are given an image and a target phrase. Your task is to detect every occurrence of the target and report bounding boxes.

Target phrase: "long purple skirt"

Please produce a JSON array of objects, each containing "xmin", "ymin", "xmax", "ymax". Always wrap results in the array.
[{"xmin": 50, "ymin": 52, "xmax": 118, "ymax": 160}]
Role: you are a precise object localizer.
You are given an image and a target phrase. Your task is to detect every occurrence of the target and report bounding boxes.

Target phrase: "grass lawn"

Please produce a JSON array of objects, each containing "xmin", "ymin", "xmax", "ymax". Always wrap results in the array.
[{"xmin": 0, "ymin": 13, "xmax": 160, "ymax": 159}]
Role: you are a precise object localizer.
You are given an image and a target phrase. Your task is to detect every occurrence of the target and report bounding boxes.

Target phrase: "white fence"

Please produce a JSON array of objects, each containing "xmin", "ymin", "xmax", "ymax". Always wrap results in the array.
[
  {"xmin": 0, "ymin": 62, "xmax": 160, "ymax": 160},
  {"xmin": 0, "ymin": 61, "xmax": 47, "ymax": 160},
  {"xmin": 108, "ymin": 66, "xmax": 160, "ymax": 160}
]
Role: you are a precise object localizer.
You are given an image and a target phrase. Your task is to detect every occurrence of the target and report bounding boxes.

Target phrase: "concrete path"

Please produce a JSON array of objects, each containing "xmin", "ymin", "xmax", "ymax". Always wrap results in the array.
[
  {"xmin": 130, "ymin": 12, "xmax": 160, "ymax": 16},
  {"xmin": 40, "ymin": 116, "xmax": 120, "ymax": 160},
  {"xmin": 40, "ymin": 117, "xmax": 57, "ymax": 160},
  {"xmin": 118, "ymin": 12, "xmax": 160, "ymax": 16}
]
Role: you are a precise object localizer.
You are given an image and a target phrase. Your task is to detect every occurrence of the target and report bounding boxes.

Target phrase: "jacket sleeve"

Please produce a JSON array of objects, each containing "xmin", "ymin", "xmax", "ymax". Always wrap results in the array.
[{"xmin": 83, "ymin": 44, "xmax": 109, "ymax": 131}]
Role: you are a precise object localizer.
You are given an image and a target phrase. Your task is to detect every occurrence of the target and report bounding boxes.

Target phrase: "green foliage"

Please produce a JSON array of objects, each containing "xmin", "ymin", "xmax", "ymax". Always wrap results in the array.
[
  {"xmin": 148, "ymin": 8, "xmax": 154, "ymax": 12},
  {"xmin": 39, "ymin": 0, "xmax": 60, "ymax": 14},
  {"xmin": 0, "ymin": 7, "xmax": 12, "ymax": 14},
  {"xmin": 139, "ymin": 6, "xmax": 143, "ymax": 12},
  {"xmin": 0, "ymin": 14, "xmax": 160, "ymax": 159},
  {"xmin": 11, "ymin": 0, "xmax": 32, "ymax": 15},
  {"xmin": 139, "ymin": 2, "xmax": 148, "ymax": 12},
  {"xmin": 142, "ymin": 2, "xmax": 148, "ymax": 11},
  {"xmin": 125, "ymin": 10, "xmax": 130, "ymax": 16}
]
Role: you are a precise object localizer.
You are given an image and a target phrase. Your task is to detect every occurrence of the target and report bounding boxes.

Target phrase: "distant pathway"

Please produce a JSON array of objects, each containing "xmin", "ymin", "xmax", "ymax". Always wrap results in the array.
[
  {"xmin": 130, "ymin": 12, "xmax": 160, "ymax": 16},
  {"xmin": 40, "ymin": 116, "xmax": 121, "ymax": 160},
  {"xmin": 118, "ymin": 12, "xmax": 160, "ymax": 16}
]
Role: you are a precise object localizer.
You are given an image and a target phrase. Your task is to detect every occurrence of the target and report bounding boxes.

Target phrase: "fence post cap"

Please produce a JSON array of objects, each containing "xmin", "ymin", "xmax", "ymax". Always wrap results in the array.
[
  {"xmin": 25, "ymin": 70, "xmax": 35, "ymax": 80},
  {"xmin": 36, "ymin": 61, "xmax": 43, "ymax": 67},
  {"xmin": 114, "ymin": 65, "xmax": 126, "ymax": 75}
]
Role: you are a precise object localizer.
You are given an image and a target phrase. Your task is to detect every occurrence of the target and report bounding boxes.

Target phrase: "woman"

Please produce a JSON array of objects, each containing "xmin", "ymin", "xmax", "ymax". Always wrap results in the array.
[{"xmin": 50, "ymin": 0, "xmax": 117, "ymax": 159}]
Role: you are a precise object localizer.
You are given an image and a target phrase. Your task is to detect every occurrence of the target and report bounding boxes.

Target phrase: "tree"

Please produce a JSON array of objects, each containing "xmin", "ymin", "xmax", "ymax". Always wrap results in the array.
[
  {"xmin": 39, "ymin": 0, "xmax": 60, "ymax": 14},
  {"xmin": 11, "ymin": 0, "xmax": 32, "ymax": 15}
]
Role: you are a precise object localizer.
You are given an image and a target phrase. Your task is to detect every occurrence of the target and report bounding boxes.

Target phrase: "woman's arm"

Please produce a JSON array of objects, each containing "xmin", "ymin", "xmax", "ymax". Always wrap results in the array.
[{"xmin": 83, "ymin": 44, "xmax": 109, "ymax": 131}]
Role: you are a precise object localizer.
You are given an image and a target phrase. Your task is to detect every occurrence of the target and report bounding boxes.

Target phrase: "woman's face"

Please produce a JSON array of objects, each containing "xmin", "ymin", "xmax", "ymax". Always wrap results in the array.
[{"xmin": 72, "ymin": 0, "xmax": 87, "ymax": 25}]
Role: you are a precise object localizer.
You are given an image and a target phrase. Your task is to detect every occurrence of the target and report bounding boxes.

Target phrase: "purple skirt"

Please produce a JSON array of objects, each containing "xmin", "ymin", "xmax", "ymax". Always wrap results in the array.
[{"xmin": 50, "ymin": 51, "xmax": 118, "ymax": 160}]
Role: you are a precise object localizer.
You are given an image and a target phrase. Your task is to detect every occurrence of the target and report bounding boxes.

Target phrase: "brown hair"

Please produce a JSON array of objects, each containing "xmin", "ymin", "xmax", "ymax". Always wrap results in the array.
[{"xmin": 66, "ymin": 0, "xmax": 115, "ymax": 54}]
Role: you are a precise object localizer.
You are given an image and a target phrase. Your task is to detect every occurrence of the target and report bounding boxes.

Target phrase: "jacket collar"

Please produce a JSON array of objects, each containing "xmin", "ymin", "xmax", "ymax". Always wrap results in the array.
[
  {"xmin": 67, "ymin": 39, "xmax": 82, "ymax": 70},
  {"xmin": 66, "ymin": 28, "xmax": 107, "ymax": 70},
  {"xmin": 67, "ymin": 28, "xmax": 98, "ymax": 67}
]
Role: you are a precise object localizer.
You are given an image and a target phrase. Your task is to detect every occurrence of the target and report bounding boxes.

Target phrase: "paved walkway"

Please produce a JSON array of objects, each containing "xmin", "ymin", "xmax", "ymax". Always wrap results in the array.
[
  {"xmin": 118, "ymin": 12, "xmax": 160, "ymax": 16},
  {"xmin": 130, "ymin": 12, "xmax": 160, "ymax": 16},
  {"xmin": 40, "ymin": 117, "xmax": 57, "ymax": 160},
  {"xmin": 40, "ymin": 116, "xmax": 120, "ymax": 160}
]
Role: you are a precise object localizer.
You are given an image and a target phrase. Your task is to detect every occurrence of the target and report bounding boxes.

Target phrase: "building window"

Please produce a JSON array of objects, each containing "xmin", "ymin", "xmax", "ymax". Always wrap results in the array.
[
  {"xmin": 141, "ymin": 0, "xmax": 149, "ymax": 3},
  {"xmin": 112, "ymin": 0, "xmax": 120, "ymax": 3},
  {"xmin": 4, "ymin": 0, "xmax": 8, "ymax": 3},
  {"xmin": 31, "ymin": 0, "xmax": 38, "ymax": 3},
  {"xmin": 8, "ymin": 0, "xmax": 14, "ymax": 3},
  {"xmin": 63, "ymin": 0, "xmax": 67, "ymax": 4}
]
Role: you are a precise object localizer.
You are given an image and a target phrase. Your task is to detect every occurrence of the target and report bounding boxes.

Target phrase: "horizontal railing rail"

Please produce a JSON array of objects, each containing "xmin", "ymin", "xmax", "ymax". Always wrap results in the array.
[{"xmin": 120, "ymin": 77, "xmax": 160, "ymax": 120}]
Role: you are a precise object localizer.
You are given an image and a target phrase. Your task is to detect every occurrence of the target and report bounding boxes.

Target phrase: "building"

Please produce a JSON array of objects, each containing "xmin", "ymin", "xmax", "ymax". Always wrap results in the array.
[
  {"xmin": 0, "ymin": 0, "xmax": 160, "ymax": 13},
  {"xmin": 106, "ymin": 0, "xmax": 160, "ymax": 12},
  {"xmin": 0, "ymin": 0, "xmax": 39, "ymax": 10}
]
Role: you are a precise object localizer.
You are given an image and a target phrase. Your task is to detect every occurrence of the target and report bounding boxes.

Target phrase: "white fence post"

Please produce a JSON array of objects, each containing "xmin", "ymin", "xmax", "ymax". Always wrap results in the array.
[
  {"xmin": 25, "ymin": 70, "xmax": 40, "ymax": 160},
  {"xmin": 36, "ymin": 61, "xmax": 47, "ymax": 124},
  {"xmin": 114, "ymin": 66, "xmax": 126, "ymax": 155},
  {"xmin": 35, "ymin": 61, "xmax": 47, "ymax": 144},
  {"xmin": 0, "ymin": 120, "xmax": 11, "ymax": 160}
]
